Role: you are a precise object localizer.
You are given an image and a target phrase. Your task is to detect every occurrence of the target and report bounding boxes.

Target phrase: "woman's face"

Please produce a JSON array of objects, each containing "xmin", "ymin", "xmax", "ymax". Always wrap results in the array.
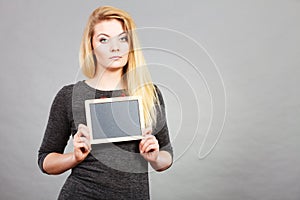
[{"xmin": 92, "ymin": 19, "xmax": 129, "ymax": 71}]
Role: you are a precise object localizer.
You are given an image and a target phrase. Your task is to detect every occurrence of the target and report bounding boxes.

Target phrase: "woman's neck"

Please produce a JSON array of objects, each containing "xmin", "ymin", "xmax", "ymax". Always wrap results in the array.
[{"xmin": 86, "ymin": 67, "xmax": 125, "ymax": 91}]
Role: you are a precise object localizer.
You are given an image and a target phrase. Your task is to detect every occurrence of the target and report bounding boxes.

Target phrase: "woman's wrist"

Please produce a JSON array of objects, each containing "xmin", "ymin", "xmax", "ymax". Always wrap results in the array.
[{"xmin": 149, "ymin": 151, "xmax": 172, "ymax": 172}]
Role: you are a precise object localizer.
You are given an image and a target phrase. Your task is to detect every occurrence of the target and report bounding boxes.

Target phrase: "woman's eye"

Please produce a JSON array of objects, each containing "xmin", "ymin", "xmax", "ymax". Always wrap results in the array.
[
  {"xmin": 99, "ymin": 38, "xmax": 108, "ymax": 43},
  {"xmin": 119, "ymin": 36, "xmax": 128, "ymax": 42}
]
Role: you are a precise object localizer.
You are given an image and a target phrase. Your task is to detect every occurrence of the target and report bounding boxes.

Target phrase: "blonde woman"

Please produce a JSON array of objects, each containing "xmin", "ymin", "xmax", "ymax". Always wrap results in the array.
[{"xmin": 38, "ymin": 6, "xmax": 173, "ymax": 199}]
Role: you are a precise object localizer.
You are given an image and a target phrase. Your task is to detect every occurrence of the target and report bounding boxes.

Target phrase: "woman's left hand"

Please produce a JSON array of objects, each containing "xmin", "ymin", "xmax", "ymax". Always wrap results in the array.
[{"xmin": 139, "ymin": 128, "xmax": 159, "ymax": 162}]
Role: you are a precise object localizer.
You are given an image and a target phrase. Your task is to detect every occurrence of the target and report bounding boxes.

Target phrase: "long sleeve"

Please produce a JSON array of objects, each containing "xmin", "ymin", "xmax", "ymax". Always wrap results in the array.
[
  {"xmin": 38, "ymin": 86, "xmax": 73, "ymax": 173},
  {"xmin": 153, "ymin": 86, "xmax": 174, "ymax": 158}
]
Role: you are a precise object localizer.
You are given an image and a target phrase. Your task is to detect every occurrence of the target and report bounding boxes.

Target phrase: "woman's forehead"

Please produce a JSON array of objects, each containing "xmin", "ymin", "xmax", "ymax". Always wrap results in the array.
[{"xmin": 93, "ymin": 19, "xmax": 125, "ymax": 37}]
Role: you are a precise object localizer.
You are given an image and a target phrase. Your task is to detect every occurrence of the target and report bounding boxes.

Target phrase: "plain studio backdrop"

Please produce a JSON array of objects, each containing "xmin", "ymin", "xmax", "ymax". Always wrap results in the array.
[{"xmin": 0, "ymin": 0, "xmax": 299, "ymax": 199}]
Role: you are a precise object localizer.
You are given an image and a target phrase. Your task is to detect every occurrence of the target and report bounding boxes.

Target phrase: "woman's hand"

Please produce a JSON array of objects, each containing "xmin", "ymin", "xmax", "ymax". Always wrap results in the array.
[
  {"xmin": 43, "ymin": 124, "xmax": 91, "ymax": 175},
  {"xmin": 73, "ymin": 124, "xmax": 91, "ymax": 163},
  {"xmin": 139, "ymin": 128, "xmax": 159, "ymax": 163}
]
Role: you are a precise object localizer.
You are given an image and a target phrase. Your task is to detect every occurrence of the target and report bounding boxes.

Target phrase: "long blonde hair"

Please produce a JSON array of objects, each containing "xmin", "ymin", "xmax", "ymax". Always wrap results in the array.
[{"xmin": 79, "ymin": 6, "xmax": 159, "ymax": 127}]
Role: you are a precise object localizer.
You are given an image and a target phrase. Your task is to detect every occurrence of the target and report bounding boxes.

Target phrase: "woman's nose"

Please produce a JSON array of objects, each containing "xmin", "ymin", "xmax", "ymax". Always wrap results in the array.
[{"xmin": 110, "ymin": 38, "xmax": 120, "ymax": 52}]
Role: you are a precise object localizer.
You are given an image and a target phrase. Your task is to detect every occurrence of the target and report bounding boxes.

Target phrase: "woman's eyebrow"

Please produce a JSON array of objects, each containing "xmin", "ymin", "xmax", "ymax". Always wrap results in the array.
[
  {"xmin": 96, "ymin": 33, "xmax": 109, "ymax": 38},
  {"xmin": 118, "ymin": 31, "xmax": 127, "ymax": 36},
  {"xmin": 96, "ymin": 32, "xmax": 127, "ymax": 38}
]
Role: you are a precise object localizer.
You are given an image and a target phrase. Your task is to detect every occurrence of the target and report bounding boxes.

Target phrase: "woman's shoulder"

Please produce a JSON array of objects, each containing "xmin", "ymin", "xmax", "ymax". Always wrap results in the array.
[
  {"xmin": 57, "ymin": 83, "xmax": 75, "ymax": 96},
  {"xmin": 57, "ymin": 80, "xmax": 89, "ymax": 94},
  {"xmin": 52, "ymin": 83, "xmax": 77, "ymax": 104},
  {"xmin": 54, "ymin": 80, "xmax": 92, "ymax": 101}
]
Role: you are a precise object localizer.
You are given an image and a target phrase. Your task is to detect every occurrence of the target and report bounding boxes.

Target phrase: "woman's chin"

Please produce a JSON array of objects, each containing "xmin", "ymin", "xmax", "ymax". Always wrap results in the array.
[{"xmin": 105, "ymin": 66, "xmax": 125, "ymax": 71}]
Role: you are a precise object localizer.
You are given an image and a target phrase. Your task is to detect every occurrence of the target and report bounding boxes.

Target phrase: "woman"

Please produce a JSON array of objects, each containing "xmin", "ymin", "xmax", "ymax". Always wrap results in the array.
[{"xmin": 38, "ymin": 5, "xmax": 173, "ymax": 199}]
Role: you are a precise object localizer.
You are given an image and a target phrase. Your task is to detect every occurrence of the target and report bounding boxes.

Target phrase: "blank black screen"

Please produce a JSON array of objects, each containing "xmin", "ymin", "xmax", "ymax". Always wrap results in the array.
[{"xmin": 90, "ymin": 100, "xmax": 142, "ymax": 140}]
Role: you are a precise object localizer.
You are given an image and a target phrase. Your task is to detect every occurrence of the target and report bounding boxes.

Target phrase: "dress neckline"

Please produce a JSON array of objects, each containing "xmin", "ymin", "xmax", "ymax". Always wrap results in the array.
[{"xmin": 81, "ymin": 80, "xmax": 125, "ymax": 93}]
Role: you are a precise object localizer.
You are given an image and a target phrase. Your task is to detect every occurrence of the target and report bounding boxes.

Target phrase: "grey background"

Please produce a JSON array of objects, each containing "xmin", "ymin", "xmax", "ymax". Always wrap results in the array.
[{"xmin": 1, "ymin": 0, "xmax": 299, "ymax": 199}]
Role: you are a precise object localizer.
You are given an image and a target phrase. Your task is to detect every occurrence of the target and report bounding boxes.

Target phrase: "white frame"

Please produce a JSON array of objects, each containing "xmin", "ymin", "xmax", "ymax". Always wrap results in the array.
[{"xmin": 85, "ymin": 96, "xmax": 145, "ymax": 144}]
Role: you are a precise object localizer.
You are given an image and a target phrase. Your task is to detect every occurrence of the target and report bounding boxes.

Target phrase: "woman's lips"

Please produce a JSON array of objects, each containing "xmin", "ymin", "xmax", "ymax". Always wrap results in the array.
[{"xmin": 109, "ymin": 56, "xmax": 122, "ymax": 60}]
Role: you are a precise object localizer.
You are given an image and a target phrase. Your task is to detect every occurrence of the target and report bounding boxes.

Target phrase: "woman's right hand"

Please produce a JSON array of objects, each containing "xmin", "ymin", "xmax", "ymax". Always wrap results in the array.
[
  {"xmin": 43, "ymin": 124, "xmax": 91, "ymax": 174},
  {"xmin": 73, "ymin": 124, "xmax": 91, "ymax": 163}
]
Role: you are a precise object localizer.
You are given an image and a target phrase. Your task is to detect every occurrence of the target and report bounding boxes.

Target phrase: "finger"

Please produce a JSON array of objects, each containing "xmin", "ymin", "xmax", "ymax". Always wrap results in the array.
[
  {"xmin": 78, "ymin": 136, "xmax": 89, "ymax": 144},
  {"xmin": 73, "ymin": 134, "xmax": 81, "ymax": 145},
  {"xmin": 75, "ymin": 142, "xmax": 90, "ymax": 153},
  {"xmin": 142, "ymin": 136, "xmax": 157, "ymax": 149},
  {"xmin": 74, "ymin": 134, "xmax": 85, "ymax": 143},
  {"xmin": 141, "ymin": 141, "xmax": 158, "ymax": 154},
  {"xmin": 140, "ymin": 137, "xmax": 158, "ymax": 153},
  {"xmin": 142, "ymin": 127, "xmax": 152, "ymax": 136},
  {"xmin": 140, "ymin": 135, "xmax": 157, "ymax": 146},
  {"xmin": 74, "ymin": 136, "xmax": 91, "ymax": 151},
  {"xmin": 81, "ymin": 137, "xmax": 91, "ymax": 151},
  {"xmin": 78, "ymin": 124, "xmax": 90, "ymax": 139},
  {"xmin": 142, "ymin": 137, "xmax": 158, "ymax": 147},
  {"xmin": 144, "ymin": 144, "xmax": 159, "ymax": 153},
  {"xmin": 74, "ymin": 131, "xmax": 84, "ymax": 140}
]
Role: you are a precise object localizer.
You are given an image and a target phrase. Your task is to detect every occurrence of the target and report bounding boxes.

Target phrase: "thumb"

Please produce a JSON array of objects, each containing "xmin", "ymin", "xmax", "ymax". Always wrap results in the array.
[{"xmin": 142, "ymin": 127, "xmax": 152, "ymax": 136}]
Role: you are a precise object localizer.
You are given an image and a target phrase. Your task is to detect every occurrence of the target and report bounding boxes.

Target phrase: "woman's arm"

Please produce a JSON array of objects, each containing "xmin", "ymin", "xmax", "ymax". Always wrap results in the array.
[
  {"xmin": 139, "ymin": 86, "xmax": 174, "ymax": 171},
  {"xmin": 149, "ymin": 150, "xmax": 173, "ymax": 172},
  {"xmin": 43, "ymin": 124, "xmax": 91, "ymax": 175},
  {"xmin": 139, "ymin": 132, "xmax": 173, "ymax": 172},
  {"xmin": 43, "ymin": 152, "xmax": 80, "ymax": 175}
]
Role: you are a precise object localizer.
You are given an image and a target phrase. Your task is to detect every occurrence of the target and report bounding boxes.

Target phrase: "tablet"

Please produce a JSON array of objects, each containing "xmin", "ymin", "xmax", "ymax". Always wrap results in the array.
[{"xmin": 85, "ymin": 96, "xmax": 145, "ymax": 144}]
